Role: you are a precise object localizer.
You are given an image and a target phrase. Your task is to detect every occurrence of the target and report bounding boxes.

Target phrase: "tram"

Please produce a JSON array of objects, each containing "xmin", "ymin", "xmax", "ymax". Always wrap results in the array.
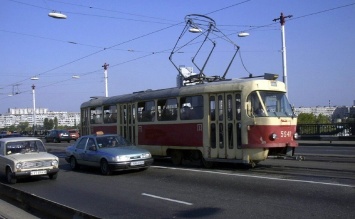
[{"xmin": 79, "ymin": 14, "xmax": 298, "ymax": 167}]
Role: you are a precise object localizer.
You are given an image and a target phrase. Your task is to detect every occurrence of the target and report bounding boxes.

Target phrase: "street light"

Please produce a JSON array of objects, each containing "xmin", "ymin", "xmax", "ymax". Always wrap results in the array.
[
  {"xmin": 102, "ymin": 63, "xmax": 109, "ymax": 97},
  {"xmin": 238, "ymin": 32, "xmax": 250, "ymax": 37},
  {"xmin": 273, "ymin": 12, "xmax": 293, "ymax": 97},
  {"xmin": 48, "ymin": 11, "xmax": 67, "ymax": 19},
  {"xmin": 31, "ymin": 84, "xmax": 36, "ymax": 135}
]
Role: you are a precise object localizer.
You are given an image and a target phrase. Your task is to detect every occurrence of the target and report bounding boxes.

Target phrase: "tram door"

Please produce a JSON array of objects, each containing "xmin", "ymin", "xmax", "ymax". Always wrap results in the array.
[
  {"xmin": 118, "ymin": 104, "xmax": 136, "ymax": 144},
  {"xmin": 210, "ymin": 93, "xmax": 240, "ymax": 159}
]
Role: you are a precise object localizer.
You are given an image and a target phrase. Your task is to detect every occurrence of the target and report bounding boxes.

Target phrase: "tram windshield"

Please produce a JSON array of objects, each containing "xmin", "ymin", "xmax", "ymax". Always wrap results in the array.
[{"xmin": 247, "ymin": 91, "xmax": 295, "ymax": 117}]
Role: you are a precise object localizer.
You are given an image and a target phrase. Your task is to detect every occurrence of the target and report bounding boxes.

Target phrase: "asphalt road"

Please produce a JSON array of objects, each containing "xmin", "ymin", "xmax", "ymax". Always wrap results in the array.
[{"xmin": 1, "ymin": 141, "xmax": 355, "ymax": 218}]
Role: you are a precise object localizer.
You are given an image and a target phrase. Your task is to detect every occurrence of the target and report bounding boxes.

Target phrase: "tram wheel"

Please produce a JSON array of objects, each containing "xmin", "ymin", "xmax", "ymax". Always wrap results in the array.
[
  {"xmin": 171, "ymin": 150, "xmax": 182, "ymax": 165},
  {"xmin": 201, "ymin": 157, "xmax": 214, "ymax": 169}
]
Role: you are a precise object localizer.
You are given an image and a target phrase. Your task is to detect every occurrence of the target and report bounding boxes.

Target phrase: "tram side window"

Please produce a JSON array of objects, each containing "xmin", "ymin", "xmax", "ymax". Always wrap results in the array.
[
  {"xmin": 236, "ymin": 94, "xmax": 241, "ymax": 120},
  {"xmin": 137, "ymin": 101, "xmax": 155, "ymax": 122},
  {"xmin": 209, "ymin": 96, "xmax": 216, "ymax": 121},
  {"xmin": 81, "ymin": 108, "xmax": 89, "ymax": 126},
  {"xmin": 90, "ymin": 107, "xmax": 102, "ymax": 124},
  {"xmin": 157, "ymin": 98, "xmax": 177, "ymax": 121},
  {"xmin": 180, "ymin": 96, "xmax": 203, "ymax": 120},
  {"xmin": 103, "ymin": 105, "xmax": 117, "ymax": 123}
]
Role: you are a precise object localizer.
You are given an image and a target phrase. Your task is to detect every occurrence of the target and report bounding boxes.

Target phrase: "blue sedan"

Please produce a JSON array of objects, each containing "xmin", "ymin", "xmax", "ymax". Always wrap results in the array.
[{"xmin": 65, "ymin": 132, "xmax": 153, "ymax": 175}]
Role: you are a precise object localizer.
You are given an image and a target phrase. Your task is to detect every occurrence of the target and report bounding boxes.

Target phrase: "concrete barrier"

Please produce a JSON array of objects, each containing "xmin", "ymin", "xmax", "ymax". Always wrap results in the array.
[{"xmin": 0, "ymin": 183, "xmax": 100, "ymax": 219}]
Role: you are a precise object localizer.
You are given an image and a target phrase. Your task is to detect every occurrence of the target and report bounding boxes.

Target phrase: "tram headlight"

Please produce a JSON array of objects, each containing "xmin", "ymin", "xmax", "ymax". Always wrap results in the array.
[
  {"xmin": 270, "ymin": 133, "xmax": 277, "ymax": 140},
  {"xmin": 293, "ymin": 132, "xmax": 299, "ymax": 140}
]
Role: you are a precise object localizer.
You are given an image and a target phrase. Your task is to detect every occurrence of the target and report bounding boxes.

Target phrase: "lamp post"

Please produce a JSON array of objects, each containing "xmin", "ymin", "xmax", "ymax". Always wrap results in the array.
[
  {"xmin": 31, "ymin": 84, "xmax": 36, "ymax": 135},
  {"xmin": 273, "ymin": 13, "xmax": 293, "ymax": 97},
  {"xmin": 102, "ymin": 63, "xmax": 109, "ymax": 97}
]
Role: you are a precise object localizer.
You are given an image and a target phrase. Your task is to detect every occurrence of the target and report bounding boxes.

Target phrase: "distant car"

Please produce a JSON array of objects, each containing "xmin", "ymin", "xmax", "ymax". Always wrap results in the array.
[
  {"xmin": 45, "ymin": 130, "xmax": 71, "ymax": 143},
  {"xmin": 0, "ymin": 133, "xmax": 22, "ymax": 139},
  {"xmin": 65, "ymin": 132, "xmax": 154, "ymax": 175},
  {"xmin": 68, "ymin": 129, "xmax": 80, "ymax": 141},
  {"xmin": 0, "ymin": 137, "xmax": 59, "ymax": 184}
]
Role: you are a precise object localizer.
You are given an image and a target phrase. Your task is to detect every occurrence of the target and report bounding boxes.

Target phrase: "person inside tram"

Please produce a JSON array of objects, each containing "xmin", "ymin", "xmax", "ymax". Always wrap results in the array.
[{"xmin": 254, "ymin": 102, "xmax": 266, "ymax": 116}]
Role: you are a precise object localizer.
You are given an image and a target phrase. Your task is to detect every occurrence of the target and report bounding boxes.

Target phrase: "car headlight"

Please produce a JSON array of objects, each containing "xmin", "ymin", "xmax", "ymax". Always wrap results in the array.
[
  {"xmin": 142, "ymin": 153, "xmax": 151, "ymax": 158},
  {"xmin": 116, "ymin": 155, "xmax": 130, "ymax": 162},
  {"xmin": 51, "ymin": 160, "xmax": 59, "ymax": 167},
  {"xmin": 16, "ymin": 163, "xmax": 22, "ymax": 170},
  {"xmin": 293, "ymin": 132, "xmax": 299, "ymax": 140}
]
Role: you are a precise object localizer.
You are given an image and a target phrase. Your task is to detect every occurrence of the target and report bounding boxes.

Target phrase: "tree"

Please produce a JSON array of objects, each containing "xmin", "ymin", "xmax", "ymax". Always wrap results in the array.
[
  {"xmin": 54, "ymin": 117, "xmax": 58, "ymax": 129},
  {"xmin": 17, "ymin": 122, "xmax": 29, "ymax": 132},
  {"xmin": 43, "ymin": 118, "xmax": 54, "ymax": 130}
]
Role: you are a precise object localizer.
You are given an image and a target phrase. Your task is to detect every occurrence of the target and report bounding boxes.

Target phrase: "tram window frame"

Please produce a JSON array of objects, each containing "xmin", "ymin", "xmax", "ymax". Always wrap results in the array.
[
  {"xmin": 137, "ymin": 101, "xmax": 155, "ymax": 122},
  {"xmin": 180, "ymin": 95, "xmax": 203, "ymax": 120},
  {"xmin": 157, "ymin": 98, "xmax": 177, "ymax": 121},
  {"xmin": 90, "ymin": 107, "xmax": 102, "ymax": 124},
  {"xmin": 103, "ymin": 105, "xmax": 117, "ymax": 123}
]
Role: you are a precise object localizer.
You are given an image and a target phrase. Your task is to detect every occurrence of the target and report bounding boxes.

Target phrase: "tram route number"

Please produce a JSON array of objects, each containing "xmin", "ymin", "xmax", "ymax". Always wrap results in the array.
[{"xmin": 280, "ymin": 130, "xmax": 292, "ymax": 138}]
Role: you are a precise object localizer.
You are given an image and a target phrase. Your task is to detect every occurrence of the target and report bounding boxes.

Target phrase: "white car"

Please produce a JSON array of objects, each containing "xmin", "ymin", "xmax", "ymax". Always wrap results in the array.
[{"xmin": 0, "ymin": 137, "xmax": 59, "ymax": 184}]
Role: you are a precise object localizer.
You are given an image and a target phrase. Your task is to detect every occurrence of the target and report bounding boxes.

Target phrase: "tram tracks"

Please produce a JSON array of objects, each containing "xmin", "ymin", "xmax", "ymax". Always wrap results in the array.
[{"xmin": 251, "ymin": 158, "xmax": 355, "ymax": 186}]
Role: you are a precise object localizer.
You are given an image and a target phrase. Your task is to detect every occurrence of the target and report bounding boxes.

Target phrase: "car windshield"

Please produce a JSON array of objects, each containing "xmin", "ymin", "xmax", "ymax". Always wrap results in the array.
[
  {"xmin": 6, "ymin": 140, "xmax": 46, "ymax": 155},
  {"xmin": 96, "ymin": 136, "xmax": 132, "ymax": 148},
  {"xmin": 247, "ymin": 91, "xmax": 295, "ymax": 118}
]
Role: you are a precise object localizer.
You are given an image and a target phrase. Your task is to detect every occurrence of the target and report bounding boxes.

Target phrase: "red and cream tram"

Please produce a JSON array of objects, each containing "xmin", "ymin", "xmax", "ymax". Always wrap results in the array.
[
  {"xmin": 80, "ymin": 14, "xmax": 298, "ymax": 167},
  {"xmin": 80, "ymin": 75, "xmax": 298, "ymax": 167}
]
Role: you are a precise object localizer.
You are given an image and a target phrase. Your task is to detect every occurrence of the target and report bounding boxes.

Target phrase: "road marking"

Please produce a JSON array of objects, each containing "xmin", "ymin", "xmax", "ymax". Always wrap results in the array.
[
  {"xmin": 142, "ymin": 193, "xmax": 193, "ymax": 206},
  {"xmin": 152, "ymin": 166, "xmax": 354, "ymax": 188}
]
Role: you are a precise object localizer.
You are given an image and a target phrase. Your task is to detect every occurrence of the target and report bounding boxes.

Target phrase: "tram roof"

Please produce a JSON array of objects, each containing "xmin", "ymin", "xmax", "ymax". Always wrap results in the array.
[{"xmin": 81, "ymin": 78, "xmax": 282, "ymax": 108}]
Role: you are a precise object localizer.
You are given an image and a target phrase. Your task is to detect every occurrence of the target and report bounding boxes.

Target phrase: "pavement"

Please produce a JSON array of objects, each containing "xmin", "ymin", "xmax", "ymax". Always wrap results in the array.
[
  {"xmin": 0, "ymin": 198, "xmax": 39, "ymax": 219},
  {"xmin": 1, "ymin": 139, "xmax": 353, "ymax": 219}
]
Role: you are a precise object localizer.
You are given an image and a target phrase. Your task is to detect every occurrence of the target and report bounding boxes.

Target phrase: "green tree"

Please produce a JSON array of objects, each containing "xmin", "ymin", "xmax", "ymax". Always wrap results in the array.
[
  {"xmin": 316, "ymin": 114, "xmax": 330, "ymax": 124},
  {"xmin": 17, "ymin": 122, "xmax": 29, "ymax": 132},
  {"xmin": 297, "ymin": 113, "xmax": 317, "ymax": 124},
  {"xmin": 43, "ymin": 118, "xmax": 54, "ymax": 130},
  {"xmin": 54, "ymin": 117, "xmax": 58, "ymax": 129}
]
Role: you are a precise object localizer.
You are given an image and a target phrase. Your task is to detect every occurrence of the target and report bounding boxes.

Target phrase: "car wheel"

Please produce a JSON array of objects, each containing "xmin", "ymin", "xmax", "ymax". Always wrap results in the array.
[
  {"xmin": 70, "ymin": 156, "xmax": 79, "ymax": 170},
  {"xmin": 53, "ymin": 138, "xmax": 58, "ymax": 143},
  {"xmin": 49, "ymin": 172, "xmax": 58, "ymax": 180},
  {"xmin": 6, "ymin": 167, "xmax": 17, "ymax": 184},
  {"xmin": 100, "ymin": 159, "xmax": 111, "ymax": 175}
]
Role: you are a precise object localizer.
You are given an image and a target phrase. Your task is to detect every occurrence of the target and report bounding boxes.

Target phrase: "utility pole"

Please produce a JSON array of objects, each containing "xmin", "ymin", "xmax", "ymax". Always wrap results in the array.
[
  {"xmin": 102, "ymin": 63, "xmax": 109, "ymax": 97},
  {"xmin": 273, "ymin": 12, "xmax": 292, "ymax": 96},
  {"xmin": 32, "ymin": 84, "xmax": 36, "ymax": 135}
]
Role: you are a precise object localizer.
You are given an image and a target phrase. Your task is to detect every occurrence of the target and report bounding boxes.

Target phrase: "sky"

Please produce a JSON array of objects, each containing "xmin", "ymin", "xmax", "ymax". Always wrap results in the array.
[{"xmin": 1, "ymin": 0, "xmax": 354, "ymax": 114}]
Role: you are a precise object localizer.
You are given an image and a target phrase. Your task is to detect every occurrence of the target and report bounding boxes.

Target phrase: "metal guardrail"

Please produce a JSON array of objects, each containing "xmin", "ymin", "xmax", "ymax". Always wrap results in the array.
[{"xmin": 297, "ymin": 123, "xmax": 354, "ymax": 137}]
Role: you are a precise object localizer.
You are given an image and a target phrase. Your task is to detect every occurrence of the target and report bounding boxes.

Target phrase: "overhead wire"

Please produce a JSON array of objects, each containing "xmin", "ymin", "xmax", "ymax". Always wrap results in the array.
[
  {"xmin": 1, "ymin": 0, "xmax": 252, "ymax": 100},
  {"xmin": 2, "ymin": 1, "xmax": 354, "ymax": 100}
]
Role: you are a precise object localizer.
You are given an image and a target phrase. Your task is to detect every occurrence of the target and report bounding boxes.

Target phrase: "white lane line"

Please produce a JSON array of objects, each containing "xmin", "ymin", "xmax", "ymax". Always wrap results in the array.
[
  {"xmin": 142, "ymin": 193, "xmax": 193, "ymax": 206},
  {"xmin": 152, "ymin": 166, "xmax": 354, "ymax": 188}
]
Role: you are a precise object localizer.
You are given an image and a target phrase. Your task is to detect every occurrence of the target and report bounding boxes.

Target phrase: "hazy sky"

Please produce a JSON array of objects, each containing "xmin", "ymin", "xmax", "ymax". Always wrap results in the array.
[{"xmin": 1, "ymin": 0, "xmax": 354, "ymax": 113}]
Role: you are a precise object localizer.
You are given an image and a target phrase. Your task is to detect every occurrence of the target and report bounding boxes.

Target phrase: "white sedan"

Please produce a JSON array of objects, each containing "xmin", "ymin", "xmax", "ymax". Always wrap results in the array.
[{"xmin": 0, "ymin": 137, "xmax": 59, "ymax": 184}]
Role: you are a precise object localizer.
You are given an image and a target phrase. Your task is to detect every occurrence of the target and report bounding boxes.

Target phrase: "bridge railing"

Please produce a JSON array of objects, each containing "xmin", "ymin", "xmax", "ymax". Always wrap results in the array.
[{"xmin": 297, "ymin": 122, "xmax": 355, "ymax": 141}]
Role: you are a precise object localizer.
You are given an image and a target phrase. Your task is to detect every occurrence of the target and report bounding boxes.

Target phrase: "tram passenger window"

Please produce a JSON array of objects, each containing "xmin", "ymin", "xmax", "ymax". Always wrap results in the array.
[
  {"xmin": 103, "ymin": 105, "xmax": 117, "ymax": 123},
  {"xmin": 218, "ymin": 95, "xmax": 223, "ymax": 121},
  {"xmin": 180, "ymin": 96, "xmax": 203, "ymax": 120},
  {"xmin": 137, "ymin": 101, "xmax": 155, "ymax": 122},
  {"xmin": 90, "ymin": 107, "xmax": 102, "ymax": 124},
  {"xmin": 227, "ymin": 95, "xmax": 233, "ymax": 121},
  {"xmin": 209, "ymin": 96, "xmax": 216, "ymax": 121},
  {"xmin": 157, "ymin": 98, "xmax": 177, "ymax": 121},
  {"xmin": 236, "ymin": 94, "xmax": 241, "ymax": 120}
]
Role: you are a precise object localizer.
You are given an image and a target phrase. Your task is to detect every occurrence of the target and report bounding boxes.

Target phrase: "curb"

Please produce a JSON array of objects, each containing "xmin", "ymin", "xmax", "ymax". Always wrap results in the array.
[{"xmin": 0, "ymin": 183, "xmax": 100, "ymax": 219}]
